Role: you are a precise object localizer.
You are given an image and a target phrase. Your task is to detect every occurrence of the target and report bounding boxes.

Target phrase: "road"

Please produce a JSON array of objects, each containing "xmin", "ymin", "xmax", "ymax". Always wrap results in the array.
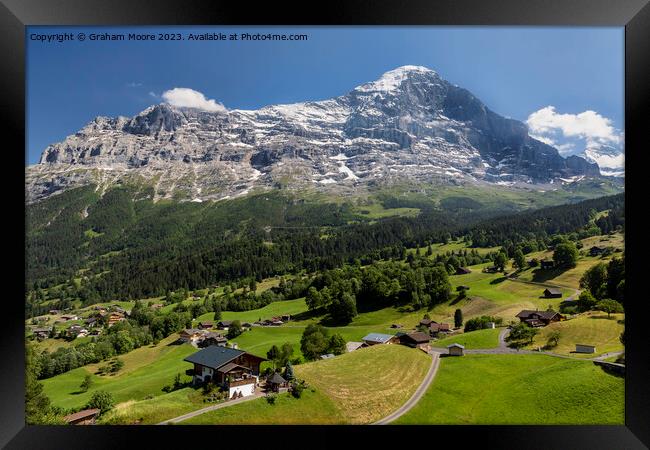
[
  {"xmin": 373, "ymin": 351, "xmax": 440, "ymax": 425},
  {"xmin": 157, "ymin": 391, "xmax": 266, "ymax": 424}
]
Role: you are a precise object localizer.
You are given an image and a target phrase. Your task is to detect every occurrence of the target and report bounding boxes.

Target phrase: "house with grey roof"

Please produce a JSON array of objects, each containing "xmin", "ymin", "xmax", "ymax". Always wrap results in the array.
[
  {"xmin": 184, "ymin": 345, "xmax": 266, "ymax": 398},
  {"xmin": 362, "ymin": 332, "xmax": 399, "ymax": 346}
]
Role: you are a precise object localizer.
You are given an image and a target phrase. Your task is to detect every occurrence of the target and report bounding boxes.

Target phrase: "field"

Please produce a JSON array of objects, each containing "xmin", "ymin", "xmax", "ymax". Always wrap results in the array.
[
  {"xmin": 526, "ymin": 312, "xmax": 624, "ymax": 357},
  {"xmin": 195, "ymin": 298, "xmax": 309, "ymax": 324},
  {"xmin": 295, "ymin": 344, "xmax": 431, "ymax": 424},
  {"xmin": 433, "ymin": 328, "xmax": 501, "ymax": 349},
  {"xmin": 42, "ymin": 334, "xmax": 196, "ymax": 410},
  {"xmin": 395, "ymin": 353, "xmax": 624, "ymax": 425},
  {"xmin": 99, "ymin": 387, "xmax": 205, "ymax": 425},
  {"xmin": 182, "ymin": 389, "xmax": 345, "ymax": 425}
]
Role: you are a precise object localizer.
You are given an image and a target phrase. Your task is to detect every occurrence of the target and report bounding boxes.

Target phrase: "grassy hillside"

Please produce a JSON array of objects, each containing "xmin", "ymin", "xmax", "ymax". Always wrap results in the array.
[
  {"xmin": 395, "ymin": 354, "xmax": 624, "ymax": 425},
  {"xmin": 42, "ymin": 335, "xmax": 196, "ymax": 410},
  {"xmin": 296, "ymin": 344, "xmax": 431, "ymax": 424},
  {"xmin": 182, "ymin": 389, "xmax": 345, "ymax": 425},
  {"xmin": 194, "ymin": 298, "xmax": 308, "ymax": 324},
  {"xmin": 526, "ymin": 312, "xmax": 624, "ymax": 357},
  {"xmin": 433, "ymin": 328, "xmax": 501, "ymax": 349}
]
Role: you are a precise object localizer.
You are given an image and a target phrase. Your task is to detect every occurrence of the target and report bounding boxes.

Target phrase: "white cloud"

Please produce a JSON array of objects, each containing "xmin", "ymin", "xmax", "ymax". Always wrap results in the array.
[
  {"xmin": 148, "ymin": 91, "xmax": 159, "ymax": 98},
  {"xmin": 161, "ymin": 88, "xmax": 226, "ymax": 112},
  {"xmin": 526, "ymin": 106, "xmax": 622, "ymax": 147},
  {"xmin": 126, "ymin": 82, "xmax": 143, "ymax": 88}
]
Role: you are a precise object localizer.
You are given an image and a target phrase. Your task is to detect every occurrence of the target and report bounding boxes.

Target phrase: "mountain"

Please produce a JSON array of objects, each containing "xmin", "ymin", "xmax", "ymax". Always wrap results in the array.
[
  {"xmin": 579, "ymin": 144, "xmax": 624, "ymax": 177},
  {"xmin": 26, "ymin": 65, "xmax": 601, "ymax": 203}
]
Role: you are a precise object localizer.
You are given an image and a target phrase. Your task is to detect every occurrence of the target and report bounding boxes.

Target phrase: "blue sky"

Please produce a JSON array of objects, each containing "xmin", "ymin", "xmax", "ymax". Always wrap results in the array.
[{"xmin": 27, "ymin": 26, "xmax": 624, "ymax": 165}]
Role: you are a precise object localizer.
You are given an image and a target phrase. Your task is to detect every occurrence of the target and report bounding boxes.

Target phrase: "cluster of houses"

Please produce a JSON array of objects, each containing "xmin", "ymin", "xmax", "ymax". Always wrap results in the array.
[
  {"xmin": 179, "ymin": 328, "xmax": 228, "ymax": 347},
  {"xmin": 515, "ymin": 309, "xmax": 565, "ymax": 327}
]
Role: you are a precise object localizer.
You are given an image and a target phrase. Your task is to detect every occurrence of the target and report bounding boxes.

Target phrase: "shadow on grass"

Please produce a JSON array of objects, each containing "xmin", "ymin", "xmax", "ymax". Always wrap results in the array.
[
  {"xmin": 489, "ymin": 277, "xmax": 507, "ymax": 285},
  {"xmin": 531, "ymin": 266, "xmax": 572, "ymax": 283},
  {"xmin": 589, "ymin": 314, "xmax": 617, "ymax": 320}
]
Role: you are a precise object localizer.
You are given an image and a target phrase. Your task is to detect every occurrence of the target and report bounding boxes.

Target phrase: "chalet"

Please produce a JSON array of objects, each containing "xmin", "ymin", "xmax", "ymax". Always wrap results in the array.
[
  {"xmin": 84, "ymin": 317, "xmax": 98, "ymax": 328},
  {"xmin": 32, "ymin": 327, "xmax": 51, "ymax": 340},
  {"xmin": 390, "ymin": 324, "xmax": 403, "ymax": 329},
  {"xmin": 575, "ymin": 344, "xmax": 596, "ymax": 354},
  {"xmin": 455, "ymin": 267, "xmax": 472, "ymax": 275},
  {"xmin": 447, "ymin": 343, "xmax": 465, "ymax": 356},
  {"xmin": 198, "ymin": 332, "xmax": 228, "ymax": 348},
  {"xmin": 67, "ymin": 325, "xmax": 88, "ymax": 338},
  {"xmin": 399, "ymin": 331, "xmax": 431, "ymax": 349},
  {"xmin": 184, "ymin": 346, "xmax": 266, "ymax": 398},
  {"xmin": 197, "ymin": 321, "xmax": 214, "ymax": 330},
  {"xmin": 362, "ymin": 333, "xmax": 399, "ymax": 346},
  {"xmin": 483, "ymin": 266, "xmax": 500, "ymax": 273},
  {"xmin": 419, "ymin": 318, "xmax": 436, "ymax": 327},
  {"xmin": 107, "ymin": 312, "xmax": 125, "ymax": 327},
  {"xmin": 540, "ymin": 260, "xmax": 554, "ymax": 270},
  {"xmin": 515, "ymin": 309, "xmax": 565, "ymax": 327},
  {"xmin": 242, "ymin": 322, "xmax": 253, "ymax": 329},
  {"xmin": 346, "ymin": 341, "xmax": 365, "ymax": 352},
  {"xmin": 179, "ymin": 328, "xmax": 205, "ymax": 344},
  {"xmin": 63, "ymin": 408, "xmax": 100, "ymax": 425},
  {"xmin": 217, "ymin": 320, "xmax": 233, "ymax": 330},
  {"xmin": 60, "ymin": 315, "xmax": 79, "ymax": 322},
  {"xmin": 429, "ymin": 323, "xmax": 451, "ymax": 336},
  {"xmin": 543, "ymin": 288, "xmax": 563, "ymax": 298},
  {"xmin": 267, "ymin": 372, "xmax": 288, "ymax": 392}
]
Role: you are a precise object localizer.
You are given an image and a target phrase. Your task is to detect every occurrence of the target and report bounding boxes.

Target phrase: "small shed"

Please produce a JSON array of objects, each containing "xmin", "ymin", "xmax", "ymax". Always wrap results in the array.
[
  {"xmin": 486, "ymin": 322, "xmax": 496, "ymax": 329},
  {"xmin": 320, "ymin": 353, "xmax": 335, "ymax": 359},
  {"xmin": 63, "ymin": 408, "xmax": 100, "ymax": 425},
  {"xmin": 575, "ymin": 344, "xmax": 596, "ymax": 354},
  {"xmin": 197, "ymin": 321, "xmax": 213, "ymax": 330},
  {"xmin": 543, "ymin": 288, "xmax": 563, "ymax": 298},
  {"xmin": 447, "ymin": 343, "xmax": 465, "ymax": 356},
  {"xmin": 455, "ymin": 267, "xmax": 472, "ymax": 275}
]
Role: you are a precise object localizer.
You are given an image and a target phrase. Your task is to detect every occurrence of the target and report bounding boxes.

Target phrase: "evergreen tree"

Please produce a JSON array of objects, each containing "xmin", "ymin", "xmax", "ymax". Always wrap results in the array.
[{"xmin": 454, "ymin": 308, "xmax": 463, "ymax": 328}]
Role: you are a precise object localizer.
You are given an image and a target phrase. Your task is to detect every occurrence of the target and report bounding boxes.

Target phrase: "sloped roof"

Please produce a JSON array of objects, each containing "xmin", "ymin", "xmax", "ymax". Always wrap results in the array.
[
  {"xmin": 447, "ymin": 343, "xmax": 465, "ymax": 349},
  {"xmin": 268, "ymin": 372, "xmax": 287, "ymax": 384},
  {"xmin": 184, "ymin": 346, "xmax": 245, "ymax": 369},
  {"xmin": 63, "ymin": 408, "xmax": 100, "ymax": 423},
  {"xmin": 402, "ymin": 331, "xmax": 431, "ymax": 343},
  {"xmin": 516, "ymin": 310, "xmax": 561, "ymax": 320},
  {"xmin": 362, "ymin": 333, "xmax": 395, "ymax": 343}
]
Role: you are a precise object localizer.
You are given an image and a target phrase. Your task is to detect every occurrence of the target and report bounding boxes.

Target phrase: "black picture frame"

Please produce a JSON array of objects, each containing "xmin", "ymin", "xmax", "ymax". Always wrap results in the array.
[{"xmin": 3, "ymin": 0, "xmax": 649, "ymax": 448}]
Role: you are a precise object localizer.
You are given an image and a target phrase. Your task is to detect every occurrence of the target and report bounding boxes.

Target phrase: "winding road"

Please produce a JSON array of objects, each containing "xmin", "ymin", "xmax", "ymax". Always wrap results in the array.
[{"xmin": 373, "ymin": 351, "xmax": 441, "ymax": 425}]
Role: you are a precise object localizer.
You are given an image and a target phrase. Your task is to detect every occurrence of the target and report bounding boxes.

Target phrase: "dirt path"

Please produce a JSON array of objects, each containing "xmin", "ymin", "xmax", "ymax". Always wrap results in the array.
[
  {"xmin": 157, "ymin": 392, "xmax": 266, "ymax": 424},
  {"xmin": 373, "ymin": 351, "xmax": 440, "ymax": 425}
]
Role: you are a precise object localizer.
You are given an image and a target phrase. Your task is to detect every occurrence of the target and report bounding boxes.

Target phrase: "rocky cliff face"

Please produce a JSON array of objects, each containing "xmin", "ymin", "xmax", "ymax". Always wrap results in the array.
[{"xmin": 26, "ymin": 65, "xmax": 601, "ymax": 203}]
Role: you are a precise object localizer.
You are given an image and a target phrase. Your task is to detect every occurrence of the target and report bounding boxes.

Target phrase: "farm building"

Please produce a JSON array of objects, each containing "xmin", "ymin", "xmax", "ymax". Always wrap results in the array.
[
  {"xmin": 429, "ymin": 323, "xmax": 451, "ymax": 336},
  {"xmin": 198, "ymin": 332, "xmax": 227, "ymax": 348},
  {"xmin": 346, "ymin": 341, "xmax": 365, "ymax": 352},
  {"xmin": 197, "ymin": 321, "xmax": 213, "ymax": 330},
  {"xmin": 391, "ymin": 324, "xmax": 403, "ymax": 329},
  {"xmin": 107, "ymin": 312, "xmax": 126, "ymax": 327},
  {"xmin": 63, "ymin": 408, "xmax": 100, "ymax": 425},
  {"xmin": 399, "ymin": 331, "xmax": 431, "ymax": 349},
  {"xmin": 67, "ymin": 325, "xmax": 88, "ymax": 338},
  {"xmin": 362, "ymin": 333, "xmax": 399, "ymax": 346},
  {"xmin": 455, "ymin": 267, "xmax": 472, "ymax": 275},
  {"xmin": 575, "ymin": 344, "xmax": 596, "ymax": 354},
  {"xmin": 486, "ymin": 322, "xmax": 496, "ymax": 329},
  {"xmin": 543, "ymin": 288, "xmax": 563, "ymax": 298},
  {"xmin": 184, "ymin": 345, "xmax": 266, "ymax": 398},
  {"xmin": 540, "ymin": 260, "xmax": 554, "ymax": 269},
  {"xmin": 59, "ymin": 315, "xmax": 78, "ymax": 322},
  {"xmin": 447, "ymin": 343, "xmax": 465, "ymax": 356},
  {"xmin": 516, "ymin": 310, "xmax": 565, "ymax": 327},
  {"xmin": 419, "ymin": 318, "xmax": 436, "ymax": 327},
  {"xmin": 217, "ymin": 320, "xmax": 233, "ymax": 330},
  {"xmin": 32, "ymin": 327, "xmax": 51, "ymax": 340},
  {"xmin": 179, "ymin": 328, "xmax": 205, "ymax": 344}
]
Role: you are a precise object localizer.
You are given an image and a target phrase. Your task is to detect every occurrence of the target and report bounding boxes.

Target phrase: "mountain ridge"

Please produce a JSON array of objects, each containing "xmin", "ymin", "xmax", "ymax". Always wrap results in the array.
[{"xmin": 27, "ymin": 65, "xmax": 602, "ymax": 203}]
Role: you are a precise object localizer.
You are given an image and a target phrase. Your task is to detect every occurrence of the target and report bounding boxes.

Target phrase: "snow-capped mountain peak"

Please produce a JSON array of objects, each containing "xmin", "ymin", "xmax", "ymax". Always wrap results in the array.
[{"xmin": 28, "ymin": 65, "xmax": 601, "ymax": 203}]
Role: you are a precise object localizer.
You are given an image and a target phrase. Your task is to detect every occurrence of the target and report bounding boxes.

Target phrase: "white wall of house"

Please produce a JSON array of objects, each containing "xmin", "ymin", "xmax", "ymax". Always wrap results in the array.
[{"xmin": 229, "ymin": 382, "xmax": 255, "ymax": 398}]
